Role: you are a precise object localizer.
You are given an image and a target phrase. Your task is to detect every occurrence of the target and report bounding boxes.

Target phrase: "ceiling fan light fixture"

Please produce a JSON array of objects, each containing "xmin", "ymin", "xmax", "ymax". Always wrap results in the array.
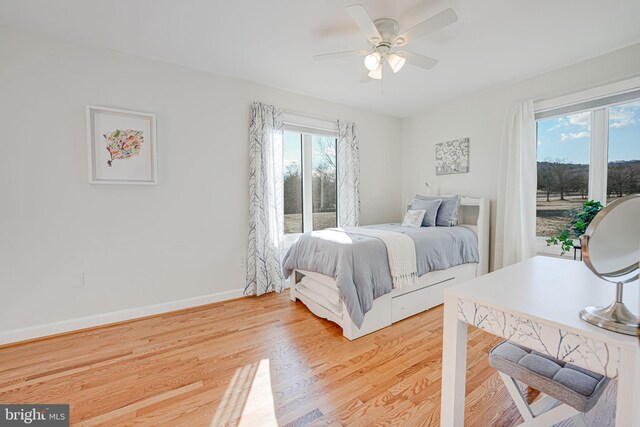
[
  {"xmin": 387, "ymin": 53, "xmax": 406, "ymax": 73},
  {"xmin": 364, "ymin": 52, "xmax": 381, "ymax": 71},
  {"xmin": 313, "ymin": 4, "xmax": 454, "ymax": 84},
  {"xmin": 368, "ymin": 64, "xmax": 383, "ymax": 80}
]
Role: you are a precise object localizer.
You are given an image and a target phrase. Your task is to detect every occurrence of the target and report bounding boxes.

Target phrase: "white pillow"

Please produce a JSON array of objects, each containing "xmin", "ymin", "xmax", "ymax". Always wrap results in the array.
[{"xmin": 402, "ymin": 209, "xmax": 426, "ymax": 228}]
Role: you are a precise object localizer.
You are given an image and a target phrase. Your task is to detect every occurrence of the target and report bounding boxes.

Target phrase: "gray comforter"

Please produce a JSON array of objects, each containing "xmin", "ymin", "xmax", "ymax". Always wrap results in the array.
[{"xmin": 282, "ymin": 224, "xmax": 479, "ymax": 327}]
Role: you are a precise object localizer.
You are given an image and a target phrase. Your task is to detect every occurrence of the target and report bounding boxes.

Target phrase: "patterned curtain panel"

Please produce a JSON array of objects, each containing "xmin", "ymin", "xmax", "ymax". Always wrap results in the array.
[
  {"xmin": 337, "ymin": 120, "xmax": 361, "ymax": 227},
  {"xmin": 245, "ymin": 102, "xmax": 285, "ymax": 296}
]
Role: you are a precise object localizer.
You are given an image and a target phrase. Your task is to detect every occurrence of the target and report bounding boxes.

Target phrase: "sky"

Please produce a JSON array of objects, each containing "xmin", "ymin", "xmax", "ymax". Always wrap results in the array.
[
  {"xmin": 284, "ymin": 131, "xmax": 301, "ymax": 170},
  {"xmin": 283, "ymin": 131, "xmax": 336, "ymax": 171},
  {"xmin": 537, "ymin": 100, "xmax": 640, "ymax": 164}
]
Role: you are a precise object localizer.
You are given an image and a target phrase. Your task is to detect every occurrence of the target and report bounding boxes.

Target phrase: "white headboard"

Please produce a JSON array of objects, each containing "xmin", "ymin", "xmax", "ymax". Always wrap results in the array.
[
  {"xmin": 406, "ymin": 196, "xmax": 490, "ymax": 275},
  {"xmin": 459, "ymin": 196, "xmax": 490, "ymax": 275}
]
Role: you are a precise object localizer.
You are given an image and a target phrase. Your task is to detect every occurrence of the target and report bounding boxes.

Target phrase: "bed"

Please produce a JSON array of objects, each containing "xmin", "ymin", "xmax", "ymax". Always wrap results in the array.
[{"xmin": 284, "ymin": 196, "xmax": 490, "ymax": 340}]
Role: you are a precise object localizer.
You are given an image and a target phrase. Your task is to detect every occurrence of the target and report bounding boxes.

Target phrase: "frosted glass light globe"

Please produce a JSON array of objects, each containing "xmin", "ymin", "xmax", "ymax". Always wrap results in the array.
[
  {"xmin": 364, "ymin": 52, "xmax": 381, "ymax": 71},
  {"xmin": 387, "ymin": 53, "xmax": 406, "ymax": 73}
]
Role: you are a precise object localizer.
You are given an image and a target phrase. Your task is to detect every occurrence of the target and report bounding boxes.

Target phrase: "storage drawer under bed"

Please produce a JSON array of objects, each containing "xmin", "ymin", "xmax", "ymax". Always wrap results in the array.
[{"xmin": 391, "ymin": 278, "xmax": 454, "ymax": 323}]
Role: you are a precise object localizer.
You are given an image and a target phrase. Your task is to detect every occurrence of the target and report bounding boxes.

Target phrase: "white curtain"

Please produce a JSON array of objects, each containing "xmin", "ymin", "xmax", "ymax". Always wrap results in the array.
[
  {"xmin": 245, "ymin": 102, "xmax": 285, "ymax": 296},
  {"xmin": 495, "ymin": 100, "xmax": 537, "ymax": 269},
  {"xmin": 337, "ymin": 120, "xmax": 361, "ymax": 227}
]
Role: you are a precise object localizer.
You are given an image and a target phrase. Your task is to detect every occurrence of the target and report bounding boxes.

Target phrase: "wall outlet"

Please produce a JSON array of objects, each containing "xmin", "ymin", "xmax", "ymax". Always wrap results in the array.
[
  {"xmin": 239, "ymin": 255, "xmax": 245, "ymax": 268},
  {"xmin": 71, "ymin": 272, "xmax": 85, "ymax": 288}
]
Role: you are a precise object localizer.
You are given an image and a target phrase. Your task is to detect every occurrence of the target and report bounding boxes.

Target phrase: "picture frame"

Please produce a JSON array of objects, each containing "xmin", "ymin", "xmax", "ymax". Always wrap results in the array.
[
  {"xmin": 86, "ymin": 106, "xmax": 157, "ymax": 184},
  {"xmin": 435, "ymin": 137, "xmax": 469, "ymax": 175}
]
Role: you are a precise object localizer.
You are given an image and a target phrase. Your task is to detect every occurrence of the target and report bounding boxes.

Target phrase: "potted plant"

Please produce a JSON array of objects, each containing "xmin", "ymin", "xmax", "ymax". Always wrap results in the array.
[{"xmin": 546, "ymin": 200, "xmax": 604, "ymax": 255}]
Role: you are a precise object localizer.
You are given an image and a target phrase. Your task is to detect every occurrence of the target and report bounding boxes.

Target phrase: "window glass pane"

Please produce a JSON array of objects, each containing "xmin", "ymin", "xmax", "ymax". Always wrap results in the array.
[
  {"xmin": 607, "ymin": 100, "xmax": 640, "ymax": 203},
  {"xmin": 311, "ymin": 135, "xmax": 337, "ymax": 230},
  {"xmin": 284, "ymin": 131, "xmax": 303, "ymax": 234},
  {"xmin": 536, "ymin": 112, "xmax": 591, "ymax": 237}
]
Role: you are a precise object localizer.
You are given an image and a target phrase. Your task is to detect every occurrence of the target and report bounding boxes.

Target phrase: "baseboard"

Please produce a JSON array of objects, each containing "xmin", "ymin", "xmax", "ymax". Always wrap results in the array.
[{"xmin": 0, "ymin": 288, "xmax": 245, "ymax": 346}]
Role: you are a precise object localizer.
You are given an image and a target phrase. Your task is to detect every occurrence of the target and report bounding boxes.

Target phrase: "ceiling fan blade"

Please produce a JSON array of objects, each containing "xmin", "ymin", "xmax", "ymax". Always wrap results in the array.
[
  {"xmin": 313, "ymin": 49, "xmax": 368, "ymax": 61},
  {"xmin": 397, "ymin": 8, "xmax": 457, "ymax": 44},
  {"xmin": 345, "ymin": 4, "xmax": 381, "ymax": 43},
  {"xmin": 398, "ymin": 51, "xmax": 439, "ymax": 70}
]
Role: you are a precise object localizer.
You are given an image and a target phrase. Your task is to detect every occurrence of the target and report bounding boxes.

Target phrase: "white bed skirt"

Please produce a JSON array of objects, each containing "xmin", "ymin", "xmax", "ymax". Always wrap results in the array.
[{"xmin": 290, "ymin": 263, "xmax": 478, "ymax": 340}]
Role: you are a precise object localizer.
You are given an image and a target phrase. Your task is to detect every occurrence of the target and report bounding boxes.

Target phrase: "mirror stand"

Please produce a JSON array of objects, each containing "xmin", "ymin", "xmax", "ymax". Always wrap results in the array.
[{"xmin": 579, "ymin": 282, "xmax": 640, "ymax": 336}]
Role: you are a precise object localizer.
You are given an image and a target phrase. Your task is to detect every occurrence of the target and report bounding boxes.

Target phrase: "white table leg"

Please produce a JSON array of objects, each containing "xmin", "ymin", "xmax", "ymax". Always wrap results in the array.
[
  {"xmin": 615, "ymin": 347, "xmax": 640, "ymax": 427},
  {"xmin": 441, "ymin": 293, "xmax": 468, "ymax": 427}
]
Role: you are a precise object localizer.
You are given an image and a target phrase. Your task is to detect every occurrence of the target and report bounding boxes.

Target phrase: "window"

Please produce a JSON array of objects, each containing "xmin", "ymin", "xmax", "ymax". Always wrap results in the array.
[
  {"xmin": 535, "ymin": 93, "xmax": 640, "ymax": 239},
  {"xmin": 283, "ymin": 129, "xmax": 337, "ymax": 234},
  {"xmin": 311, "ymin": 135, "xmax": 338, "ymax": 230},
  {"xmin": 607, "ymin": 101, "xmax": 640, "ymax": 203},
  {"xmin": 283, "ymin": 132, "xmax": 303, "ymax": 233},
  {"xmin": 536, "ymin": 112, "xmax": 591, "ymax": 237}
]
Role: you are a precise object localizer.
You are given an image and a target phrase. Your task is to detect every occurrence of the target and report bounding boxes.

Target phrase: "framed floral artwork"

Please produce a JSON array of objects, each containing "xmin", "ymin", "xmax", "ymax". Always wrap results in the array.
[
  {"xmin": 86, "ymin": 106, "xmax": 157, "ymax": 184},
  {"xmin": 435, "ymin": 138, "xmax": 469, "ymax": 175}
]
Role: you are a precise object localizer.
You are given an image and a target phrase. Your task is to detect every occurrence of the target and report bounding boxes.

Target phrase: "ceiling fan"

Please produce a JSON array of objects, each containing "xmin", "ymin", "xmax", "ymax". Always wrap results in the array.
[{"xmin": 313, "ymin": 4, "xmax": 457, "ymax": 82}]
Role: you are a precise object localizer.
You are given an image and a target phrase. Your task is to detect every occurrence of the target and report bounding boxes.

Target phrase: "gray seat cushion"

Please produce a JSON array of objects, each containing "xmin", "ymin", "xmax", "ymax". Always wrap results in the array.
[{"xmin": 489, "ymin": 341, "xmax": 609, "ymax": 413}]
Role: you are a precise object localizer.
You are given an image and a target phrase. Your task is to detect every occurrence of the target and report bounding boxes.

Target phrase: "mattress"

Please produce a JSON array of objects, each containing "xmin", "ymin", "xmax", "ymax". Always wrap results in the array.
[{"xmin": 296, "ymin": 276, "xmax": 342, "ymax": 317}]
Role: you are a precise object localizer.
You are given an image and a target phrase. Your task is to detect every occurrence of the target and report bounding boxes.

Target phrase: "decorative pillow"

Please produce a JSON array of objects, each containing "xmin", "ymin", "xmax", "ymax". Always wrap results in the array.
[
  {"xmin": 410, "ymin": 198, "xmax": 442, "ymax": 227},
  {"xmin": 401, "ymin": 209, "xmax": 426, "ymax": 228},
  {"xmin": 415, "ymin": 194, "xmax": 461, "ymax": 226}
]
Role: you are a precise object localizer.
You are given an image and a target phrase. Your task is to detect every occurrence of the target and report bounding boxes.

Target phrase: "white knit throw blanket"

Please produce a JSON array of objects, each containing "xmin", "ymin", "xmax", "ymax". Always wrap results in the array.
[{"xmin": 336, "ymin": 227, "xmax": 418, "ymax": 289}]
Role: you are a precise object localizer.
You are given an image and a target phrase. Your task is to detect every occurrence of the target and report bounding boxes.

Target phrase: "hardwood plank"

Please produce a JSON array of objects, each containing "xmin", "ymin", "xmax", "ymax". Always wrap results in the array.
[{"xmin": 0, "ymin": 292, "xmax": 613, "ymax": 426}]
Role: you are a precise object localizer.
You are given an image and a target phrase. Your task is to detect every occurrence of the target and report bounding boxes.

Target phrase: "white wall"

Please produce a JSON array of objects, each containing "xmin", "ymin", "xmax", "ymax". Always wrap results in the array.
[
  {"xmin": 401, "ymin": 43, "xmax": 640, "ymax": 270},
  {"xmin": 0, "ymin": 26, "xmax": 402, "ymax": 337},
  {"xmin": 4, "ymin": 24, "xmax": 639, "ymax": 341}
]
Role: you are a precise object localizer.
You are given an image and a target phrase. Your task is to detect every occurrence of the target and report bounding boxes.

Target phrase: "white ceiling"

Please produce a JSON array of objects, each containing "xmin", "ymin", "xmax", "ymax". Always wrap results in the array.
[{"xmin": 2, "ymin": 0, "xmax": 640, "ymax": 117}]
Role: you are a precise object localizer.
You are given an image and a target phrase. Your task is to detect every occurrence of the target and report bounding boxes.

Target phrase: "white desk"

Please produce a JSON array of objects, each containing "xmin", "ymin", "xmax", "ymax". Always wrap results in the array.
[{"xmin": 440, "ymin": 256, "xmax": 639, "ymax": 427}]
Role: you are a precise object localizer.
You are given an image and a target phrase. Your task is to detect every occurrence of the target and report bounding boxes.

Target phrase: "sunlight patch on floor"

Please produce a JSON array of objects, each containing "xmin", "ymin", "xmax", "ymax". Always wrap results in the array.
[
  {"xmin": 210, "ymin": 359, "xmax": 278, "ymax": 427},
  {"xmin": 239, "ymin": 359, "xmax": 278, "ymax": 426}
]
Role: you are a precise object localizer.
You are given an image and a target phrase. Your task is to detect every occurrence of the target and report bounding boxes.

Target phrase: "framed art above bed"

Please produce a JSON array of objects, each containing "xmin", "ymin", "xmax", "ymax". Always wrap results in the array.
[{"xmin": 436, "ymin": 138, "xmax": 469, "ymax": 175}]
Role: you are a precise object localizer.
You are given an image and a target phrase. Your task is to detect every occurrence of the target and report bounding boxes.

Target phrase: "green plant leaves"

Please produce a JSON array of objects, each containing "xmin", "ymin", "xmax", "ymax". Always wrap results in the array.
[{"xmin": 546, "ymin": 200, "xmax": 603, "ymax": 255}]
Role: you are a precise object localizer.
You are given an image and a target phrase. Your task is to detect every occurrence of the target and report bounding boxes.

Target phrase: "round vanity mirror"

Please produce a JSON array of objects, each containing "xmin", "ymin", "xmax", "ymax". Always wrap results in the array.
[{"xmin": 579, "ymin": 195, "xmax": 640, "ymax": 336}]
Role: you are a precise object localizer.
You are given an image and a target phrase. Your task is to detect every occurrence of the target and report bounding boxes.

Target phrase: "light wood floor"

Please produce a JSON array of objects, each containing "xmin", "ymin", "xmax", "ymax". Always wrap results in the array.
[{"xmin": 0, "ymin": 292, "xmax": 615, "ymax": 426}]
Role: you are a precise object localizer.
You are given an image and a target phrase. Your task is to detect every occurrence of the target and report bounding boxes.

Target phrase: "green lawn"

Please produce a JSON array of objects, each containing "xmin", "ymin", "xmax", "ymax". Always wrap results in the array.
[{"xmin": 284, "ymin": 212, "xmax": 336, "ymax": 234}]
